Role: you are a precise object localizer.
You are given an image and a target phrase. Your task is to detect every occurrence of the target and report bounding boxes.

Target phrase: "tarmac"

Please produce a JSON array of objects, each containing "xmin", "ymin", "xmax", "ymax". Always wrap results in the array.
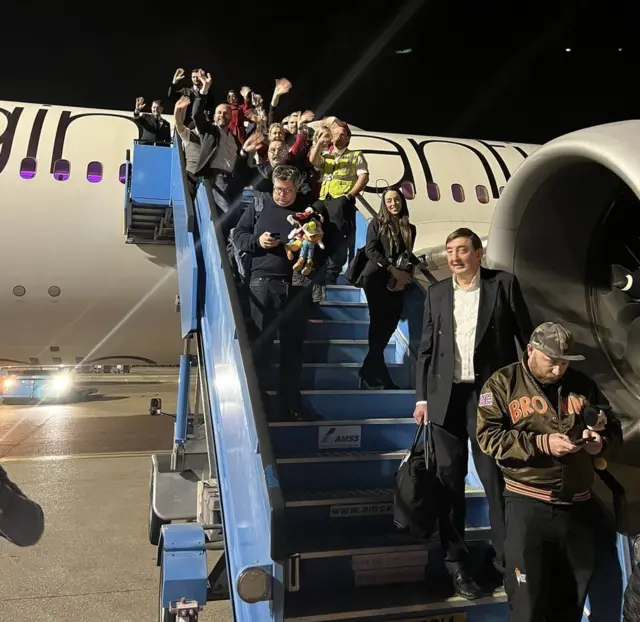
[{"xmin": 0, "ymin": 369, "xmax": 232, "ymax": 621}]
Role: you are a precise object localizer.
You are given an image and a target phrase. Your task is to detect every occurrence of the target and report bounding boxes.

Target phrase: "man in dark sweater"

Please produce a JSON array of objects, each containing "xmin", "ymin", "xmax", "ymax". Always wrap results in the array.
[{"xmin": 233, "ymin": 165, "xmax": 334, "ymax": 421}]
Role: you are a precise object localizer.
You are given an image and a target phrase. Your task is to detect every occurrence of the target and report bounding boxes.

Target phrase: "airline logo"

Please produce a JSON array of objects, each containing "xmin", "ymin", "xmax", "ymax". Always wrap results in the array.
[{"xmin": 318, "ymin": 425, "xmax": 362, "ymax": 449}]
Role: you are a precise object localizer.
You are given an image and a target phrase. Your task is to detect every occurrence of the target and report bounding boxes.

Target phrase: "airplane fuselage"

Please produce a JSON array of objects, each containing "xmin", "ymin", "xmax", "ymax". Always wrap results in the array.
[{"xmin": 0, "ymin": 100, "xmax": 539, "ymax": 366}]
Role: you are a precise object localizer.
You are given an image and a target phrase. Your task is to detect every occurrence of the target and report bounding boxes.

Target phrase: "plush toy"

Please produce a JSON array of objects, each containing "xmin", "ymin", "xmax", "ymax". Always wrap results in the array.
[
  {"xmin": 293, "ymin": 220, "xmax": 325, "ymax": 275},
  {"xmin": 284, "ymin": 207, "xmax": 325, "ymax": 275},
  {"xmin": 285, "ymin": 207, "xmax": 320, "ymax": 258}
]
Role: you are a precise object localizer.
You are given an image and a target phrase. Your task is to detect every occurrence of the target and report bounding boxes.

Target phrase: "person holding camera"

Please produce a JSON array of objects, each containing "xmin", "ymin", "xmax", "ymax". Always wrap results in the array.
[
  {"xmin": 0, "ymin": 464, "xmax": 44, "ymax": 547},
  {"xmin": 358, "ymin": 188, "xmax": 416, "ymax": 390},
  {"xmin": 477, "ymin": 321, "xmax": 623, "ymax": 622}
]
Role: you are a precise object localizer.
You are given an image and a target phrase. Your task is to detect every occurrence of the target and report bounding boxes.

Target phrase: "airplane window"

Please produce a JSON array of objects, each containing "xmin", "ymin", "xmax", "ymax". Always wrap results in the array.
[
  {"xmin": 48, "ymin": 286, "xmax": 61, "ymax": 298},
  {"xmin": 427, "ymin": 182, "xmax": 441, "ymax": 201},
  {"xmin": 118, "ymin": 163, "xmax": 127, "ymax": 184},
  {"xmin": 53, "ymin": 159, "xmax": 70, "ymax": 181},
  {"xmin": 87, "ymin": 161, "xmax": 103, "ymax": 183},
  {"xmin": 12, "ymin": 285, "xmax": 26, "ymax": 297},
  {"xmin": 476, "ymin": 185, "xmax": 490, "ymax": 204},
  {"xmin": 499, "ymin": 185, "xmax": 505, "ymax": 195},
  {"xmin": 452, "ymin": 184, "xmax": 465, "ymax": 203},
  {"xmin": 19, "ymin": 157, "xmax": 37, "ymax": 180}
]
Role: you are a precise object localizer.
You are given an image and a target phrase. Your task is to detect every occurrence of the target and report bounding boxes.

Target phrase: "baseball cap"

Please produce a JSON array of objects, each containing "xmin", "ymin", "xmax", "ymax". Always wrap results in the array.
[{"xmin": 529, "ymin": 321, "xmax": 585, "ymax": 362}]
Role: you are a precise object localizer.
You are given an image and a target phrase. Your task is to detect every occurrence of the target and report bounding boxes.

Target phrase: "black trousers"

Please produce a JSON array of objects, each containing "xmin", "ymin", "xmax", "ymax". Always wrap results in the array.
[
  {"xmin": 248, "ymin": 277, "xmax": 314, "ymax": 411},
  {"xmin": 362, "ymin": 273, "xmax": 404, "ymax": 382},
  {"xmin": 504, "ymin": 495, "xmax": 596, "ymax": 622},
  {"xmin": 314, "ymin": 196, "xmax": 355, "ymax": 284},
  {"xmin": 431, "ymin": 382, "xmax": 506, "ymax": 571}
]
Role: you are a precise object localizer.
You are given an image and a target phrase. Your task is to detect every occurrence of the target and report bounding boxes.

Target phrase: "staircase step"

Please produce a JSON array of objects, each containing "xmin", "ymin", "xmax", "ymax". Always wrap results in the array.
[
  {"xmin": 285, "ymin": 583, "xmax": 507, "ymax": 621},
  {"xmin": 266, "ymin": 390, "xmax": 415, "ymax": 420},
  {"xmin": 267, "ymin": 363, "xmax": 412, "ymax": 391},
  {"xmin": 283, "ymin": 530, "xmax": 496, "ymax": 599},
  {"xmin": 277, "ymin": 450, "xmax": 406, "ymax": 493},
  {"xmin": 312, "ymin": 302, "xmax": 370, "ymax": 322},
  {"xmin": 324, "ymin": 285, "xmax": 362, "ymax": 303},
  {"xmin": 272, "ymin": 340, "xmax": 396, "ymax": 364},
  {"xmin": 269, "ymin": 418, "xmax": 416, "ymax": 455},
  {"xmin": 306, "ymin": 320, "xmax": 370, "ymax": 340},
  {"xmin": 284, "ymin": 487, "xmax": 490, "ymax": 539}
]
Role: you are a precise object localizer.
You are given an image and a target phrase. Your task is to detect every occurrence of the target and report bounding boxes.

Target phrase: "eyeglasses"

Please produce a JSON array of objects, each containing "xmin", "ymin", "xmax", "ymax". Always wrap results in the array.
[{"xmin": 274, "ymin": 187, "xmax": 294, "ymax": 196}]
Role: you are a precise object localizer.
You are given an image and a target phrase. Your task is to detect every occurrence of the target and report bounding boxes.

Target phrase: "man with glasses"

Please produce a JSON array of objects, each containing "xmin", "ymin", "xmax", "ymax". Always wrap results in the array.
[{"xmin": 232, "ymin": 165, "xmax": 335, "ymax": 421}]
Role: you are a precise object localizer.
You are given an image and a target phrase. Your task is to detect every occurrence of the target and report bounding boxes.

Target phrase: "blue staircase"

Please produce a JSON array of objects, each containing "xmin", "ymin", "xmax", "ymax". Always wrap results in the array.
[{"xmin": 149, "ymin": 134, "xmax": 629, "ymax": 621}]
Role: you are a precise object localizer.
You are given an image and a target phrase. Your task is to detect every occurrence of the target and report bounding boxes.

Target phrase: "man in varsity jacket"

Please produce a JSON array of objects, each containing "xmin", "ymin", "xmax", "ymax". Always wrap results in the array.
[{"xmin": 477, "ymin": 321, "xmax": 622, "ymax": 622}]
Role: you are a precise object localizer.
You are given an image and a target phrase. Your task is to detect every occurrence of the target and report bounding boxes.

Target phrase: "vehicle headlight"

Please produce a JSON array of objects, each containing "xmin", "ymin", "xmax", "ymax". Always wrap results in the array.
[
  {"xmin": 2, "ymin": 378, "xmax": 13, "ymax": 390},
  {"xmin": 52, "ymin": 374, "xmax": 71, "ymax": 391}
]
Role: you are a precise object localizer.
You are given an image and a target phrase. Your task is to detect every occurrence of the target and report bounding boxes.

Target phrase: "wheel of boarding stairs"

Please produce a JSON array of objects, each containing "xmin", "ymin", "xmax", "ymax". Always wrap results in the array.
[
  {"xmin": 148, "ymin": 463, "xmax": 170, "ymax": 546},
  {"xmin": 158, "ymin": 559, "xmax": 177, "ymax": 622}
]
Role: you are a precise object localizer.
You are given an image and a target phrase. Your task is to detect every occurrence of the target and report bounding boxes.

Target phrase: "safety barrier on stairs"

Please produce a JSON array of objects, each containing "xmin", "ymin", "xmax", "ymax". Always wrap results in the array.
[{"xmin": 193, "ymin": 179, "xmax": 287, "ymax": 618}]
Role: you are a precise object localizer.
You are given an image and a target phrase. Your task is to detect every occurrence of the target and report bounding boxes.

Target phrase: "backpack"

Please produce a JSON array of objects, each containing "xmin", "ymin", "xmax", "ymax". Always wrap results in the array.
[{"xmin": 230, "ymin": 193, "xmax": 265, "ymax": 283}]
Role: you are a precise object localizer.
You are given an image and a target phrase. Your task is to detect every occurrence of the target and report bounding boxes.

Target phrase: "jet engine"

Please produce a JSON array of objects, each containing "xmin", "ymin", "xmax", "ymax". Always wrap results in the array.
[{"xmin": 486, "ymin": 120, "xmax": 640, "ymax": 478}]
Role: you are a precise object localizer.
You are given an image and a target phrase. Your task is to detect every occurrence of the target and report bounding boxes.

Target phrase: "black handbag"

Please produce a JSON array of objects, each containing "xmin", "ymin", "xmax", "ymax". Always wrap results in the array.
[
  {"xmin": 393, "ymin": 422, "xmax": 441, "ymax": 539},
  {"xmin": 343, "ymin": 247, "xmax": 368, "ymax": 288}
]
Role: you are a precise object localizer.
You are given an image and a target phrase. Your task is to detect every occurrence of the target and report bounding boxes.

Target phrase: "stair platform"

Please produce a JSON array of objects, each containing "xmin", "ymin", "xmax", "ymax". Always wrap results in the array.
[
  {"xmin": 285, "ymin": 583, "xmax": 507, "ymax": 622},
  {"xmin": 283, "ymin": 486, "xmax": 490, "ymax": 538},
  {"xmin": 267, "ymin": 362, "xmax": 412, "ymax": 390},
  {"xmin": 272, "ymin": 340, "xmax": 396, "ymax": 364}
]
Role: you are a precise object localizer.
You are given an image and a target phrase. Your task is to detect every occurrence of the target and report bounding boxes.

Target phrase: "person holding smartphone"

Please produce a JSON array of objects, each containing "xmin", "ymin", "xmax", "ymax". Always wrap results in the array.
[
  {"xmin": 232, "ymin": 165, "xmax": 335, "ymax": 421},
  {"xmin": 477, "ymin": 321, "xmax": 623, "ymax": 622}
]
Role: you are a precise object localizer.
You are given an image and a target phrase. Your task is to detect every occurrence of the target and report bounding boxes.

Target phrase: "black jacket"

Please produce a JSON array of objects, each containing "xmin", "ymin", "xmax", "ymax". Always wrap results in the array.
[
  {"xmin": 132, "ymin": 112, "xmax": 171, "ymax": 145},
  {"xmin": 362, "ymin": 218, "xmax": 416, "ymax": 280},
  {"xmin": 415, "ymin": 267, "xmax": 533, "ymax": 424}
]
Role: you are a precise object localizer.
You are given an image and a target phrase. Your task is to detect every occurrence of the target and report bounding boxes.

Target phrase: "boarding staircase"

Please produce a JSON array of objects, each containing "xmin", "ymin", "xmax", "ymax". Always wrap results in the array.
[
  {"xmin": 122, "ymin": 143, "xmax": 176, "ymax": 244},
  {"xmin": 142, "ymin": 133, "xmax": 632, "ymax": 622}
]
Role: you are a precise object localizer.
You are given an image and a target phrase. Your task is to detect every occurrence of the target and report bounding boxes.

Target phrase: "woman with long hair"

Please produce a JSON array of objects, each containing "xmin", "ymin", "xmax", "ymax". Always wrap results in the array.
[{"xmin": 359, "ymin": 188, "xmax": 416, "ymax": 390}]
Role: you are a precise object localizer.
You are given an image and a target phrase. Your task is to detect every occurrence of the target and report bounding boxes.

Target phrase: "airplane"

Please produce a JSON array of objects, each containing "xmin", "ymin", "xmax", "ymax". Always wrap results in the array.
[{"xmin": 0, "ymin": 99, "xmax": 540, "ymax": 369}]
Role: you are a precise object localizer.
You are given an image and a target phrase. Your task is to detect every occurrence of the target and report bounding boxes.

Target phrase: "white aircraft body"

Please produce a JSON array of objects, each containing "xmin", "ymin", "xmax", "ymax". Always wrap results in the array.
[{"xmin": 0, "ymin": 100, "xmax": 538, "ymax": 366}]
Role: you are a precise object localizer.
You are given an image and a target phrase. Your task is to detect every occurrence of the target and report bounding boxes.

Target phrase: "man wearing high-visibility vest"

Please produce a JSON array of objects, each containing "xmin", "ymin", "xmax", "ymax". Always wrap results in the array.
[{"xmin": 309, "ymin": 121, "xmax": 369, "ymax": 284}]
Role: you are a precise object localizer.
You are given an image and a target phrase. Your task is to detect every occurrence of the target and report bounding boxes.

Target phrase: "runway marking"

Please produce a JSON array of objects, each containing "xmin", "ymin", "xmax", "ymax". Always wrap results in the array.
[{"xmin": 1, "ymin": 450, "xmax": 171, "ymax": 462}]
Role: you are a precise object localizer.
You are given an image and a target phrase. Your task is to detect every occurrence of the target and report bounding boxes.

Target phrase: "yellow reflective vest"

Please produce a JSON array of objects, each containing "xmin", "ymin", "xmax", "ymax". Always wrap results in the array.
[{"xmin": 319, "ymin": 150, "xmax": 363, "ymax": 200}]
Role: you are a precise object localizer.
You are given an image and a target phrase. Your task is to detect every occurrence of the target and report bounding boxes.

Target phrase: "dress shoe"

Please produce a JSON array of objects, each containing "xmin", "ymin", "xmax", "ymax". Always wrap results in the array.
[
  {"xmin": 451, "ymin": 568, "xmax": 484, "ymax": 600},
  {"xmin": 282, "ymin": 405, "xmax": 321, "ymax": 422}
]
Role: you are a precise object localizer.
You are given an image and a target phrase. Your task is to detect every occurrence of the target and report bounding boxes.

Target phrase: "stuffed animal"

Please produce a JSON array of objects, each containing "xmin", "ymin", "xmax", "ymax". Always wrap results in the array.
[
  {"xmin": 285, "ymin": 207, "xmax": 323, "ymax": 264},
  {"xmin": 292, "ymin": 220, "xmax": 325, "ymax": 275}
]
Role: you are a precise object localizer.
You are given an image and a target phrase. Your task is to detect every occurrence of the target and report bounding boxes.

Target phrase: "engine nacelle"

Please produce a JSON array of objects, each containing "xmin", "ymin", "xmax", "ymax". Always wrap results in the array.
[{"xmin": 486, "ymin": 120, "xmax": 640, "ymax": 478}]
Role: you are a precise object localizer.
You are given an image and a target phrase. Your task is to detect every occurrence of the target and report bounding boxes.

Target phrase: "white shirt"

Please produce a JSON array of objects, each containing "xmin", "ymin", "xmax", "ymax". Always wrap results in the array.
[
  {"xmin": 416, "ymin": 270, "xmax": 480, "ymax": 405},
  {"xmin": 452, "ymin": 270, "xmax": 481, "ymax": 383}
]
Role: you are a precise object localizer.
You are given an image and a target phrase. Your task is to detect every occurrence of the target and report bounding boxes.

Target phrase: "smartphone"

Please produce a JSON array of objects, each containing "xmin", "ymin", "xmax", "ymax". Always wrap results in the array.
[
  {"xmin": 573, "ymin": 437, "xmax": 593, "ymax": 446},
  {"xmin": 271, "ymin": 232, "xmax": 281, "ymax": 239}
]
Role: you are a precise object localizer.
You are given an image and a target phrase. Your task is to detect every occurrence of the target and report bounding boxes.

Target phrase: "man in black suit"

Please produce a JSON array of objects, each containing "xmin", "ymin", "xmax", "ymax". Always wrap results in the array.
[
  {"xmin": 133, "ymin": 98, "xmax": 171, "ymax": 146},
  {"xmin": 414, "ymin": 227, "xmax": 533, "ymax": 599}
]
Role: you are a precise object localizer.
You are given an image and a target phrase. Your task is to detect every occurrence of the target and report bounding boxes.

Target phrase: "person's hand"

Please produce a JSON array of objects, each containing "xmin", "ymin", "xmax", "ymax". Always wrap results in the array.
[
  {"xmin": 274, "ymin": 77, "xmax": 292, "ymax": 96},
  {"xmin": 259, "ymin": 232, "xmax": 279, "ymax": 249},
  {"xmin": 173, "ymin": 68, "xmax": 185, "ymax": 84},
  {"xmin": 582, "ymin": 428, "xmax": 603, "ymax": 456},
  {"xmin": 391, "ymin": 267, "xmax": 412, "ymax": 289},
  {"xmin": 548, "ymin": 433, "xmax": 579, "ymax": 457},
  {"xmin": 413, "ymin": 403, "xmax": 428, "ymax": 424},
  {"xmin": 135, "ymin": 97, "xmax": 145, "ymax": 111},
  {"xmin": 197, "ymin": 70, "xmax": 212, "ymax": 93},
  {"xmin": 174, "ymin": 96, "xmax": 190, "ymax": 111}
]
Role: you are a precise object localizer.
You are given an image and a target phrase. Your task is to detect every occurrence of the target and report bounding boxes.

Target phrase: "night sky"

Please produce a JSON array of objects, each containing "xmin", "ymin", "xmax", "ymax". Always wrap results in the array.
[{"xmin": 3, "ymin": 0, "xmax": 637, "ymax": 144}]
